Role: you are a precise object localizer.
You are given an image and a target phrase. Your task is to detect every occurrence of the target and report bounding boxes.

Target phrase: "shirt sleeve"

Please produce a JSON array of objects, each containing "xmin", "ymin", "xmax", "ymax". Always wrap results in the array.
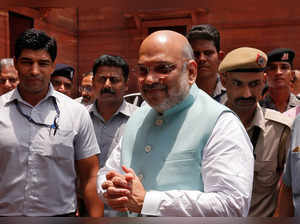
[
  {"xmin": 74, "ymin": 106, "xmax": 101, "ymax": 160},
  {"xmin": 97, "ymin": 139, "xmax": 123, "ymax": 202},
  {"xmin": 283, "ymin": 118, "xmax": 300, "ymax": 186},
  {"xmin": 141, "ymin": 112, "xmax": 254, "ymax": 217}
]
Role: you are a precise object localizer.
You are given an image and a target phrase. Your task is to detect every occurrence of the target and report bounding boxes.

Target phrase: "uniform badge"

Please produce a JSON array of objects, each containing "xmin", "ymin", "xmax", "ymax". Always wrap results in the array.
[
  {"xmin": 292, "ymin": 146, "xmax": 300, "ymax": 152},
  {"xmin": 256, "ymin": 54, "xmax": 265, "ymax": 67},
  {"xmin": 281, "ymin": 53, "xmax": 289, "ymax": 60}
]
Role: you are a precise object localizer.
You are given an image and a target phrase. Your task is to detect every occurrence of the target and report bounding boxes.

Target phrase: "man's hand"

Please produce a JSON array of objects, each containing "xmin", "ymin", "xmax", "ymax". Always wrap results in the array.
[
  {"xmin": 102, "ymin": 166, "xmax": 146, "ymax": 213},
  {"xmin": 122, "ymin": 166, "xmax": 146, "ymax": 213},
  {"xmin": 102, "ymin": 170, "xmax": 131, "ymax": 212}
]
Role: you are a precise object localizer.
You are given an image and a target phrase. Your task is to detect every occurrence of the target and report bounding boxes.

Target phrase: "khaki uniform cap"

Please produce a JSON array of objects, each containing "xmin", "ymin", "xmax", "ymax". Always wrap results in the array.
[{"xmin": 219, "ymin": 47, "xmax": 267, "ymax": 73}]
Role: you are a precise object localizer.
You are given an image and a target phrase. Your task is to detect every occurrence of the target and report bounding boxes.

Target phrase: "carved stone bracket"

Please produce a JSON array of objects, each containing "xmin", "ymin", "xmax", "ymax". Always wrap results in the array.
[{"xmin": 124, "ymin": 8, "xmax": 208, "ymax": 30}]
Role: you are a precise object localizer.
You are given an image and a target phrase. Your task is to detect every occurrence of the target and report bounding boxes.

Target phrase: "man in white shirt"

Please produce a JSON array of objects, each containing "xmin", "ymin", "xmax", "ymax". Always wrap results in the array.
[
  {"xmin": 0, "ymin": 28, "xmax": 103, "ymax": 217},
  {"xmin": 97, "ymin": 30, "xmax": 254, "ymax": 217}
]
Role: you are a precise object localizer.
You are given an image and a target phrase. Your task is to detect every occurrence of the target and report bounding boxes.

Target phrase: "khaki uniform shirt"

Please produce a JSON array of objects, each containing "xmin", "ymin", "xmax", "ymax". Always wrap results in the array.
[{"xmin": 247, "ymin": 104, "xmax": 293, "ymax": 217}]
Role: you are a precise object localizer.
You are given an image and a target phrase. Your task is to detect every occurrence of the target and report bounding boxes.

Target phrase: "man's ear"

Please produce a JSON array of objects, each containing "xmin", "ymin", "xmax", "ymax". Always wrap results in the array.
[
  {"xmin": 218, "ymin": 50, "xmax": 225, "ymax": 61},
  {"xmin": 220, "ymin": 72, "xmax": 227, "ymax": 86},
  {"xmin": 13, "ymin": 56, "xmax": 18, "ymax": 69},
  {"xmin": 187, "ymin": 60, "xmax": 197, "ymax": 86},
  {"xmin": 124, "ymin": 81, "xmax": 129, "ymax": 92},
  {"xmin": 290, "ymin": 69, "xmax": 295, "ymax": 82},
  {"xmin": 263, "ymin": 72, "xmax": 267, "ymax": 84}
]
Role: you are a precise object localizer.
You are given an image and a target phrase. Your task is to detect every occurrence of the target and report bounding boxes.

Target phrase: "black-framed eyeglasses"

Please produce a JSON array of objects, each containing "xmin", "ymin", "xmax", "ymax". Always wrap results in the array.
[
  {"xmin": 0, "ymin": 78, "xmax": 19, "ymax": 85},
  {"xmin": 79, "ymin": 86, "xmax": 93, "ymax": 92},
  {"xmin": 133, "ymin": 63, "xmax": 177, "ymax": 77},
  {"xmin": 52, "ymin": 80, "xmax": 72, "ymax": 90}
]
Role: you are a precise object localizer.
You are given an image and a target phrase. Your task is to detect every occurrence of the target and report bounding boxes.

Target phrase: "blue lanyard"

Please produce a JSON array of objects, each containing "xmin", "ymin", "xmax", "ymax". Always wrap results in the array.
[{"xmin": 15, "ymin": 97, "xmax": 60, "ymax": 136}]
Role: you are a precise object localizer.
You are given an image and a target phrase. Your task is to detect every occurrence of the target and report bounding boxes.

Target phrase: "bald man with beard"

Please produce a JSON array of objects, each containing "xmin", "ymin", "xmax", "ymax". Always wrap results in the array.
[{"xmin": 97, "ymin": 30, "xmax": 254, "ymax": 217}]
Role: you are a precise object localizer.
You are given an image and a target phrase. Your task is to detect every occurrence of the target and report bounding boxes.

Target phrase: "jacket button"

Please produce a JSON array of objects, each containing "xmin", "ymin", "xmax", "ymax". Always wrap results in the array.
[
  {"xmin": 138, "ymin": 174, "xmax": 144, "ymax": 181},
  {"xmin": 145, "ymin": 145, "xmax": 152, "ymax": 153},
  {"xmin": 155, "ymin": 119, "xmax": 163, "ymax": 126}
]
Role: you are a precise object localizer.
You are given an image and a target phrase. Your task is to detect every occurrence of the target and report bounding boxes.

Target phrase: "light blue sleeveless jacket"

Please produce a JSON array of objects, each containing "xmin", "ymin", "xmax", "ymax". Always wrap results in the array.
[{"xmin": 121, "ymin": 84, "xmax": 232, "ymax": 192}]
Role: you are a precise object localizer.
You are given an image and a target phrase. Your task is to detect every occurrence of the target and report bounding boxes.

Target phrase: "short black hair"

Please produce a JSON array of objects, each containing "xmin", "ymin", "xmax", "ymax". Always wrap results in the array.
[
  {"xmin": 92, "ymin": 54, "xmax": 129, "ymax": 81},
  {"xmin": 15, "ymin": 28, "xmax": 57, "ymax": 62},
  {"xmin": 186, "ymin": 24, "xmax": 220, "ymax": 52}
]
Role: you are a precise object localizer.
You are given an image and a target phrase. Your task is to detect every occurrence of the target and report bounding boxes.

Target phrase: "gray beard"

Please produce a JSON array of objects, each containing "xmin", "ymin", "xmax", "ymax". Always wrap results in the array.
[{"xmin": 153, "ymin": 73, "xmax": 191, "ymax": 113}]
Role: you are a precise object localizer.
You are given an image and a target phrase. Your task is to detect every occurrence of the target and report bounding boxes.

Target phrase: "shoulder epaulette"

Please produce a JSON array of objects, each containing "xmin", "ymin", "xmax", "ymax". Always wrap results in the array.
[{"xmin": 264, "ymin": 108, "xmax": 293, "ymax": 128}]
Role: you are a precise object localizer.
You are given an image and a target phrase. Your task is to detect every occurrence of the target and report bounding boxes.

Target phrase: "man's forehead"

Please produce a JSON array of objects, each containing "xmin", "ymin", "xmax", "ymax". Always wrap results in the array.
[
  {"xmin": 138, "ymin": 48, "xmax": 182, "ymax": 64},
  {"xmin": 82, "ymin": 75, "xmax": 93, "ymax": 82},
  {"xmin": 269, "ymin": 61, "xmax": 291, "ymax": 66},
  {"xmin": 1, "ymin": 65, "xmax": 17, "ymax": 73},
  {"xmin": 0, "ymin": 72, "xmax": 18, "ymax": 78},
  {"xmin": 18, "ymin": 49, "xmax": 52, "ymax": 61},
  {"xmin": 140, "ymin": 35, "xmax": 184, "ymax": 57},
  {"xmin": 190, "ymin": 39, "xmax": 216, "ymax": 49},
  {"xmin": 51, "ymin": 75, "xmax": 72, "ymax": 83},
  {"xmin": 95, "ymin": 68, "xmax": 122, "ymax": 77}
]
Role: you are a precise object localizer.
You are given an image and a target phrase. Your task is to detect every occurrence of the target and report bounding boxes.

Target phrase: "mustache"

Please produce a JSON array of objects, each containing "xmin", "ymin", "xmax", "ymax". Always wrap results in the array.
[
  {"xmin": 26, "ymin": 74, "xmax": 43, "ymax": 81},
  {"xmin": 101, "ymin": 88, "xmax": 115, "ymax": 94},
  {"xmin": 235, "ymin": 97, "xmax": 256, "ymax": 104},
  {"xmin": 142, "ymin": 83, "xmax": 166, "ymax": 91}
]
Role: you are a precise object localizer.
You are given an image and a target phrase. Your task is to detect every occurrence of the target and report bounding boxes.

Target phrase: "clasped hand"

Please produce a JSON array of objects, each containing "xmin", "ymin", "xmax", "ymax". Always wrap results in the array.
[{"xmin": 102, "ymin": 165, "xmax": 146, "ymax": 213}]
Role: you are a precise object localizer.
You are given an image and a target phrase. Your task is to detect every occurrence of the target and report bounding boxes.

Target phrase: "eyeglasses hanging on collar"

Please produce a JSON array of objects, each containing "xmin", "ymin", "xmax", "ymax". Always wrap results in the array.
[{"xmin": 15, "ymin": 97, "xmax": 60, "ymax": 136}]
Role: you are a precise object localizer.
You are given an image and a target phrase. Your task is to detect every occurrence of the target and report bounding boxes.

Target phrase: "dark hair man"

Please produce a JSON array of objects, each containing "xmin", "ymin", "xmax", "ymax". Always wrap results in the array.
[
  {"xmin": 260, "ymin": 48, "xmax": 300, "ymax": 112},
  {"xmin": 88, "ymin": 54, "xmax": 138, "ymax": 216},
  {"xmin": 97, "ymin": 30, "xmax": 254, "ymax": 217},
  {"xmin": 219, "ymin": 47, "xmax": 293, "ymax": 217},
  {"xmin": 51, "ymin": 63, "xmax": 74, "ymax": 97},
  {"xmin": 186, "ymin": 24, "xmax": 226, "ymax": 103},
  {"xmin": 90, "ymin": 54, "xmax": 137, "ymax": 167},
  {"xmin": 0, "ymin": 28, "xmax": 103, "ymax": 217},
  {"xmin": 0, "ymin": 58, "xmax": 19, "ymax": 95}
]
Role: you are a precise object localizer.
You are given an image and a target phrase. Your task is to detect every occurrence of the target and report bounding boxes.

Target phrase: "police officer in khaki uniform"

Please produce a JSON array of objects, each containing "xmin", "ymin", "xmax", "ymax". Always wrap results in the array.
[
  {"xmin": 219, "ymin": 47, "xmax": 294, "ymax": 217},
  {"xmin": 260, "ymin": 48, "xmax": 300, "ymax": 112}
]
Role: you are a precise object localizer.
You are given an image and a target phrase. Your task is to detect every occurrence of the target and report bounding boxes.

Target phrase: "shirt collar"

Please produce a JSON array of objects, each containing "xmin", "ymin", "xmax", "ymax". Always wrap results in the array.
[
  {"xmin": 89, "ymin": 99, "xmax": 132, "ymax": 120},
  {"xmin": 3, "ymin": 84, "xmax": 58, "ymax": 107},
  {"xmin": 213, "ymin": 74, "xmax": 226, "ymax": 98},
  {"xmin": 248, "ymin": 103, "xmax": 265, "ymax": 132},
  {"xmin": 288, "ymin": 93, "xmax": 299, "ymax": 107}
]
